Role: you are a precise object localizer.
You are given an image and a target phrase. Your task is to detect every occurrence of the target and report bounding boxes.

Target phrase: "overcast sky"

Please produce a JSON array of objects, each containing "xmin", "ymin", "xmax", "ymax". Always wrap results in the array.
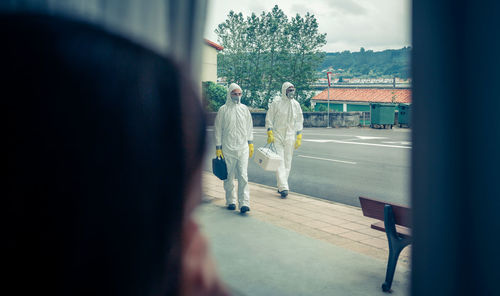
[{"xmin": 204, "ymin": 0, "xmax": 411, "ymax": 52}]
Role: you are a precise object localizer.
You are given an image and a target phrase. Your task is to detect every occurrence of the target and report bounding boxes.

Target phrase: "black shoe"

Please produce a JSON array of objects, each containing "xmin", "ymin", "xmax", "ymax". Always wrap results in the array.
[
  {"xmin": 280, "ymin": 190, "xmax": 288, "ymax": 198},
  {"xmin": 227, "ymin": 204, "xmax": 236, "ymax": 210},
  {"xmin": 240, "ymin": 206, "xmax": 250, "ymax": 214}
]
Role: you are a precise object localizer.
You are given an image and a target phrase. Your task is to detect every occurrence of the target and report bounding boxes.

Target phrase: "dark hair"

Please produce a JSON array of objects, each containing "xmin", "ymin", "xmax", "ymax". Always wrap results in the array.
[{"xmin": 4, "ymin": 14, "xmax": 206, "ymax": 295}]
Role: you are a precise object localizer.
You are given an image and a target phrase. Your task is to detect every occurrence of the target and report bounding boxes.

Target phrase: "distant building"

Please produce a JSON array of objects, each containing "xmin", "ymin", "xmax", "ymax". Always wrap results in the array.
[
  {"xmin": 311, "ymin": 87, "xmax": 411, "ymax": 112},
  {"xmin": 201, "ymin": 39, "xmax": 223, "ymax": 84}
]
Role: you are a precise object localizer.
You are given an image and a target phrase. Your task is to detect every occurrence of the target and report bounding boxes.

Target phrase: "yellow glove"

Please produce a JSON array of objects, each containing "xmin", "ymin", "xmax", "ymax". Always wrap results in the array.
[
  {"xmin": 216, "ymin": 149, "xmax": 224, "ymax": 159},
  {"xmin": 295, "ymin": 133, "xmax": 302, "ymax": 149},
  {"xmin": 267, "ymin": 130, "xmax": 275, "ymax": 144},
  {"xmin": 248, "ymin": 143, "xmax": 254, "ymax": 158}
]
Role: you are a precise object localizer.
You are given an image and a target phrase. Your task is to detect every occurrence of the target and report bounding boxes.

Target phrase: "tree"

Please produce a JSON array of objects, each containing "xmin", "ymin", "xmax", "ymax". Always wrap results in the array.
[
  {"xmin": 244, "ymin": 12, "xmax": 267, "ymax": 107},
  {"xmin": 202, "ymin": 81, "xmax": 227, "ymax": 112},
  {"xmin": 260, "ymin": 6, "xmax": 289, "ymax": 108},
  {"xmin": 287, "ymin": 12, "xmax": 327, "ymax": 106},
  {"xmin": 215, "ymin": 11, "xmax": 248, "ymax": 88},
  {"xmin": 316, "ymin": 104, "xmax": 327, "ymax": 111},
  {"xmin": 216, "ymin": 5, "xmax": 327, "ymax": 110}
]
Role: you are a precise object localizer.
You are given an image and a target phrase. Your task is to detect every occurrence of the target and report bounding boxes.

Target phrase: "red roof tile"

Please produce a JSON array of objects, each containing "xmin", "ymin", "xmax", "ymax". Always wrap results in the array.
[
  {"xmin": 312, "ymin": 88, "xmax": 411, "ymax": 104},
  {"xmin": 204, "ymin": 39, "xmax": 224, "ymax": 51}
]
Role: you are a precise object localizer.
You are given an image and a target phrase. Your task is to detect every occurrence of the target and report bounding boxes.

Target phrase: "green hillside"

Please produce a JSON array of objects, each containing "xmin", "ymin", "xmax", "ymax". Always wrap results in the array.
[{"xmin": 319, "ymin": 47, "xmax": 411, "ymax": 79}]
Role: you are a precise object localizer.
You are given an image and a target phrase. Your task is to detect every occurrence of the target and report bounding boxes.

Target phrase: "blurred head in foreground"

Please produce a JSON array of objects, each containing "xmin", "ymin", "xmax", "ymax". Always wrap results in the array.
[{"xmin": 4, "ymin": 13, "xmax": 228, "ymax": 296}]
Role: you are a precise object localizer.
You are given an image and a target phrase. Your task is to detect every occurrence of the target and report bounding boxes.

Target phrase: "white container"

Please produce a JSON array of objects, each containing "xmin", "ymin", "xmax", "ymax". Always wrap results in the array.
[{"xmin": 254, "ymin": 147, "xmax": 282, "ymax": 171}]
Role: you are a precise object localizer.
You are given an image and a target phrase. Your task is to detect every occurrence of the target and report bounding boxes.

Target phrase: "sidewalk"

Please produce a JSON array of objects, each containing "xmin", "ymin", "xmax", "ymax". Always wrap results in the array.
[{"xmin": 197, "ymin": 172, "xmax": 411, "ymax": 296}]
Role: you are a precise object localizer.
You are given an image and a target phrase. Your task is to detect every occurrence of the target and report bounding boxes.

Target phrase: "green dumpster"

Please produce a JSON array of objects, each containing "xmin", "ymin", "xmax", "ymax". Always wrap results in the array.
[
  {"xmin": 397, "ymin": 103, "xmax": 411, "ymax": 127},
  {"xmin": 370, "ymin": 103, "xmax": 396, "ymax": 128}
]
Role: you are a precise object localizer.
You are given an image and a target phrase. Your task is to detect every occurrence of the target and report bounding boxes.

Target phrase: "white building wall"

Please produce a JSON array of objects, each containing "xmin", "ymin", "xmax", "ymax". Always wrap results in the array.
[{"xmin": 200, "ymin": 44, "xmax": 218, "ymax": 83}]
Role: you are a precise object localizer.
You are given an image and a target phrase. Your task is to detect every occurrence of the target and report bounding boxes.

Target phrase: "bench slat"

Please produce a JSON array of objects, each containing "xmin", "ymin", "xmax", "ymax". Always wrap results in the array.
[
  {"xmin": 359, "ymin": 196, "xmax": 412, "ymax": 228},
  {"xmin": 371, "ymin": 221, "xmax": 412, "ymax": 239}
]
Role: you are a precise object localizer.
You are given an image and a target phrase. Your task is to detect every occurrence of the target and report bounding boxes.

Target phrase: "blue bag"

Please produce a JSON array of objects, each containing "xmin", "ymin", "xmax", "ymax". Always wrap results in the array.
[{"xmin": 212, "ymin": 156, "xmax": 228, "ymax": 180}]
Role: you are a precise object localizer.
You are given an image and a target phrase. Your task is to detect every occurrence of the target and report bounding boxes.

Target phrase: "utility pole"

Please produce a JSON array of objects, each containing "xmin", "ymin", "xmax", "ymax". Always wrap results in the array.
[{"xmin": 327, "ymin": 72, "xmax": 333, "ymax": 128}]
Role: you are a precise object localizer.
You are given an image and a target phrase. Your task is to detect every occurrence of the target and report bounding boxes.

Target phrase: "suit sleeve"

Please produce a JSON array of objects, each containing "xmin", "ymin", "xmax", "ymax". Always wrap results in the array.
[
  {"xmin": 265, "ymin": 102, "xmax": 275, "ymax": 130},
  {"xmin": 214, "ymin": 107, "xmax": 223, "ymax": 147},
  {"xmin": 295, "ymin": 102, "xmax": 304, "ymax": 134},
  {"xmin": 247, "ymin": 108, "xmax": 254, "ymax": 142}
]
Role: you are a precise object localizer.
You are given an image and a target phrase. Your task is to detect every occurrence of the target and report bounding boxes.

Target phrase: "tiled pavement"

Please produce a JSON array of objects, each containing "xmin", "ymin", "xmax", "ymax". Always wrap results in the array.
[{"xmin": 202, "ymin": 172, "xmax": 411, "ymax": 267}]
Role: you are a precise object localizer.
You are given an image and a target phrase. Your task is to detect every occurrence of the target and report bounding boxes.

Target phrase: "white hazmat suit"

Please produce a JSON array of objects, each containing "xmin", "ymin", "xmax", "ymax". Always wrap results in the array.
[
  {"xmin": 214, "ymin": 83, "xmax": 253, "ymax": 208},
  {"xmin": 265, "ymin": 82, "xmax": 304, "ymax": 192}
]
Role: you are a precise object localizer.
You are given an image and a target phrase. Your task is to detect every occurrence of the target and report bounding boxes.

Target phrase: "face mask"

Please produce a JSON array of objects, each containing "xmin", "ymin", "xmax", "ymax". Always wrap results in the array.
[
  {"xmin": 286, "ymin": 90, "xmax": 295, "ymax": 98},
  {"xmin": 231, "ymin": 95, "xmax": 241, "ymax": 103}
]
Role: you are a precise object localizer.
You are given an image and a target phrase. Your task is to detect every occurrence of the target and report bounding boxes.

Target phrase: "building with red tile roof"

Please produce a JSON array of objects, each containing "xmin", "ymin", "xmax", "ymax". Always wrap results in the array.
[{"xmin": 311, "ymin": 87, "xmax": 411, "ymax": 112}]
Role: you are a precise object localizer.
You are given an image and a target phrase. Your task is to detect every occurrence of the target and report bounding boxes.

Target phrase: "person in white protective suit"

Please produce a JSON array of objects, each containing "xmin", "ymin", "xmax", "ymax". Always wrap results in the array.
[
  {"xmin": 214, "ymin": 83, "xmax": 254, "ymax": 213},
  {"xmin": 265, "ymin": 82, "xmax": 304, "ymax": 198}
]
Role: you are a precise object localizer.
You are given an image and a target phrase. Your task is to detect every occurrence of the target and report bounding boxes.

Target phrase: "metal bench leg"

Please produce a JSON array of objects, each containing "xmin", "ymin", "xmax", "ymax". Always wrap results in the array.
[
  {"xmin": 381, "ymin": 205, "xmax": 412, "ymax": 293},
  {"xmin": 382, "ymin": 241, "xmax": 407, "ymax": 292}
]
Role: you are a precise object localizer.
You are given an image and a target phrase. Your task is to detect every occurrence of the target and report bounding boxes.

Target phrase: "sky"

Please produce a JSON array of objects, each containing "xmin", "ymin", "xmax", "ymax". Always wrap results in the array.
[{"xmin": 204, "ymin": 0, "xmax": 411, "ymax": 53}]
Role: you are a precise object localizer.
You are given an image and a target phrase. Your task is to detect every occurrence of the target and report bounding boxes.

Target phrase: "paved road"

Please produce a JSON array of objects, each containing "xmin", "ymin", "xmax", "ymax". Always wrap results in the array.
[{"xmin": 204, "ymin": 127, "xmax": 411, "ymax": 207}]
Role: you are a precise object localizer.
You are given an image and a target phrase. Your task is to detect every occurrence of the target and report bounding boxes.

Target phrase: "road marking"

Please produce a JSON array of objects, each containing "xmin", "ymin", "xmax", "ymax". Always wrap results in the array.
[
  {"xmin": 302, "ymin": 139, "xmax": 334, "ymax": 143},
  {"xmin": 303, "ymin": 139, "xmax": 412, "ymax": 149},
  {"xmin": 207, "ymin": 129, "xmax": 411, "ymax": 149},
  {"xmin": 298, "ymin": 155, "xmax": 357, "ymax": 165},
  {"xmin": 355, "ymin": 136, "xmax": 387, "ymax": 140},
  {"xmin": 251, "ymin": 131, "xmax": 356, "ymax": 137},
  {"xmin": 248, "ymin": 129, "xmax": 366, "ymax": 137},
  {"xmin": 382, "ymin": 141, "xmax": 412, "ymax": 145},
  {"xmin": 294, "ymin": 133, "xmax": 361, "ymax": 137}
]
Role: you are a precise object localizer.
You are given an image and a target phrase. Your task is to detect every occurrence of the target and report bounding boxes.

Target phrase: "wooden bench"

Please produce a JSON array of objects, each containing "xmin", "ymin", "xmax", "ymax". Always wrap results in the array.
[{"xmin": 359, "ymin": 196, "xmax": 412, "ymax": 293}]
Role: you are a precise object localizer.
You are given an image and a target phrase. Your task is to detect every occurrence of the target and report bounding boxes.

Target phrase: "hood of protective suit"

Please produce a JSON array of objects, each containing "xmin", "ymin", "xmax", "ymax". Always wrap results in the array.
[
  {"xmin": 281, "ymin": 82, "xmax": 295, "ymax": 100},
  {"xmin": 226, "ymin": 83, "xmax": 242, "ymax": 105}
]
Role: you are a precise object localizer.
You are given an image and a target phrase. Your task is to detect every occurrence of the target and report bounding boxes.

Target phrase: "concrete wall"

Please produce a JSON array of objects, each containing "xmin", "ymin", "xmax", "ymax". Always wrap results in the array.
[
  {"xmin": 206, "ymin": 112, "xmax": 217, "ymax": 126},
  {"xmin": 206, "ymin": 112, "xmax": 365, "ymax": 128},
  {"xmin": 251, "ymin": 113, "xmax": 267, "ymax": 126},
  {"xmin": 303, "ymin": 112, "xmax": 362, "ymax": 128}
]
